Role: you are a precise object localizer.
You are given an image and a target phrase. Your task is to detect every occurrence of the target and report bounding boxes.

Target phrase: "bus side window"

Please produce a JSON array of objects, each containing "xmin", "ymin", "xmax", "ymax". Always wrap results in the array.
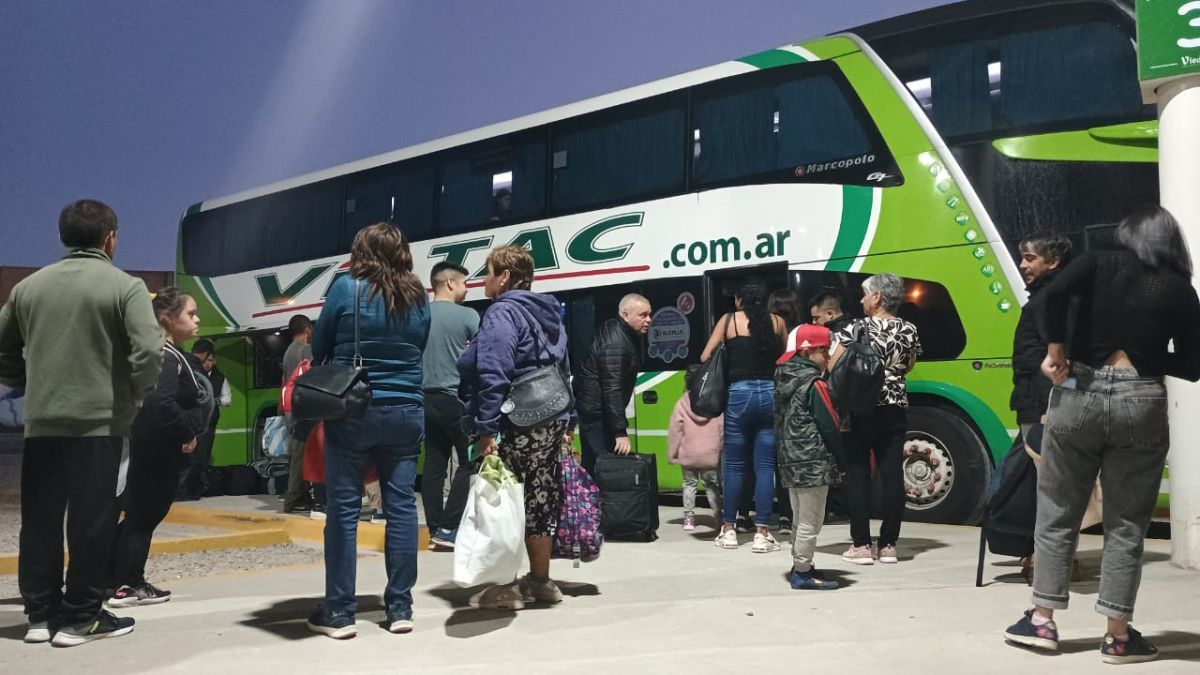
[
  {"xmin": 343, "ymin": 163, "xmax": 436, "ymax": 251},
  {"xmin": 791, "ymin": 270, "xmax": 965, "ymax": 361}
]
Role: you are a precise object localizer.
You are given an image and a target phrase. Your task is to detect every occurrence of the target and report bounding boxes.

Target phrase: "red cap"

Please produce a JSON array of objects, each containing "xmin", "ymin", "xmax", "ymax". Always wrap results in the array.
[{"xmin": 777, "ymin": 324, "xmax": 831, "ymax": 364}]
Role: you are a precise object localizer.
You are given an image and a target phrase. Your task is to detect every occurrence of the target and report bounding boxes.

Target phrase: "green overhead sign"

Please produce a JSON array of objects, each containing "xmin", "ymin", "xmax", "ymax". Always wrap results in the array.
[{"xmin": 1137, "ymin": 0, "xmax": 1200, "ymax": 89}]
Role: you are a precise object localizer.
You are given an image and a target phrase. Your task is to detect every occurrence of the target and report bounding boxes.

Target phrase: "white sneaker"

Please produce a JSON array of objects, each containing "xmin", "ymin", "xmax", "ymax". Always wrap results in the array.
[
  {"xmin": 752, "ymin": 532, "xmax": 781, "ymax": 553},
  {"xmin": 714, "ymin": 527, "xmax": 739, "ymax": 549},
  {"xmin": 24, "ymin": 621, "xmax": 51, "ymax": 643}
]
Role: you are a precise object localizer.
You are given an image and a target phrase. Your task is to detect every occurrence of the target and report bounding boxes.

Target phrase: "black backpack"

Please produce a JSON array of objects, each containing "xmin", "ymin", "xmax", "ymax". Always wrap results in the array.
[
  {"xmin": 828, "ymin": 321, "xmax": 885, "ymax": 415},
  {"xmin": 975, "ymin": 426, "xmax": 1040, "ymax": 585}
]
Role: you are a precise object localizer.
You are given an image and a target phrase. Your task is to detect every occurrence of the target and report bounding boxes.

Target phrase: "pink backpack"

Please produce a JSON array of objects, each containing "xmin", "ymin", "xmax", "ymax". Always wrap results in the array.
[{"xmin": 553, "ymin": 452, "xmax": 603, "ymax": 566}]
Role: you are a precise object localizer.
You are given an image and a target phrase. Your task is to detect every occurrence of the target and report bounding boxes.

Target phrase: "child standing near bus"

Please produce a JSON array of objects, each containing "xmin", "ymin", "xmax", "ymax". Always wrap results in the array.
[
  {"xmin": 774, "ymin": 324, "xmax": 845, "ymax": 590},
  {"xmin": 667, "ymin": 366, "xmax": 723, "ymax": 532}
]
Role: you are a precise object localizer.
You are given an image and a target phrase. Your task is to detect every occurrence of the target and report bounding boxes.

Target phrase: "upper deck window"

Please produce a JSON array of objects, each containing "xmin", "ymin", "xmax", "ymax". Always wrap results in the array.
[
  {"xmin": 691, "ymin": 61, "xmax": 898, "ymax": 189},
  {"xmin": 551, "ymin": 93, "xmax": 687, "ymax": 213},
  {"xmin": 872, "ymin": 6, "xmax": 1147, "ymax": 142}
]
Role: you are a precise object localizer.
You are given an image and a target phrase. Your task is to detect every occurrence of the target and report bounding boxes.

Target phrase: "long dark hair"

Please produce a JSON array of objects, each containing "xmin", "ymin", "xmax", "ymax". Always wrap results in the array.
[
  {"xmin": 737, "ymin": 280, "xmax": 780, "ymax": 360},
  {"xmin": 767, "ymin": 288, "xmax": 801, "ymax": 330},
  {"xmin": 1117, "ymin": 205, "xmax": 1193, "ymax": 279},
  {"xmin": 349, "ymin": 222, "xmax": 426, "ymax": 314}
]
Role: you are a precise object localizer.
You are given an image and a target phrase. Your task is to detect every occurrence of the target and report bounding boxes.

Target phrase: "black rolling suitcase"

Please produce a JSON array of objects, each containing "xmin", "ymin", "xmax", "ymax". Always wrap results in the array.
[{"xmin": 594, "ymin": 453, "xmax": 659, "ymax": 541}]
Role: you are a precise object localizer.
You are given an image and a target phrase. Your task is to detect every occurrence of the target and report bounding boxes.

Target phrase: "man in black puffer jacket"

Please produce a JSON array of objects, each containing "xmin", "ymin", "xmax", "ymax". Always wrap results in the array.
[
  {"xmin": 574, "ymin": 293, "xmax": 651, "ymax": 475},
  {"xmin": 1011, "ymin": 233, "xmax": 1071, "ymax": 438}
]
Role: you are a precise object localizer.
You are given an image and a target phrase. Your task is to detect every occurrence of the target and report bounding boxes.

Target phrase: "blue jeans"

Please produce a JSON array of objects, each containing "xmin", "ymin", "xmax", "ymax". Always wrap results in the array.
[
  {"xmin": 1032, "ymin": 364, "xmax": 1168, "ymax": 621},
  {"xmin": 323, "ymin": 402, "xmax": 423, "ymax": 620},
  {"xmin": 721, "ymin": 380, "xmax": 776, "ymax": 527}
]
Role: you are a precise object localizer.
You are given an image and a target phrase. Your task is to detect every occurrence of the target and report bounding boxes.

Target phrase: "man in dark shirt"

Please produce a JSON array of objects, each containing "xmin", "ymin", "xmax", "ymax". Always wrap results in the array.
[
  {"xmin": 282, "ymin": 314, "xmax": 314, "ymax": 513},
  {"xmin": 573, "ymin": 294, "xmax": 651, "ymax": 475},
  {"xmin": 182, "ymin": 339, "xmax": 231, "ymax": 498},
  {"xmin": 809, "ymin": 292, "xmax": 854, "ymax": 335},
  {"xmin": 1010, "ymin": 233, "xmax": 1071, "ymax": 440}
]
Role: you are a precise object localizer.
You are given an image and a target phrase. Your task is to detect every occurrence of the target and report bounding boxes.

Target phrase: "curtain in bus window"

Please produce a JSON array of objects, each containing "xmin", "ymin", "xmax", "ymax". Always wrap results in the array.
[
  {"xmin": 221, "ymin": 200, "xmax": 268, "ymax": 275},
  {"xmin": 999, "ymin": 21, "xmax": 1141, "ymax": 130},
  {"xmin": 552, "ymin": 99, "xmax": 686, "ymax": 212},
  {"xmin": 692, "ymin": 85, "xmax": 776, "ymax": 185},
  {"xmin": 343, "ymin": 165, "xmax": 435, "ymax": 250},
  {"xmin": 264, "ymin": 182, "xmax": 342, "ymax": 267},
  {"xmin": 439, "ymin": 158, "xmax": 493, "ymax": 232},
  {"xmin": 929, "ymin": 42, "xmax": 992, "ymax": 140},
  {"xmin": 181, "ymin": 212, "xmax": 221, "ymax": 277},
  {"xmin": 510, "ymin": 139, "xmax": 546, "ymax": 221},
  {"xmin": 775, "ymin": 75, "xmax": 871, "ymax": 166}
]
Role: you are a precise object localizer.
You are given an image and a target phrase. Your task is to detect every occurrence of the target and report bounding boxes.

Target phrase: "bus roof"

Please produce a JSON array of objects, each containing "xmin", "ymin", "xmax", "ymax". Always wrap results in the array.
[
  {"xmin": 196, "ymin": 45, "xmax": 818, "ymax": 213},
  {"xmin": 850, "ymin": 0, "xmax": 1132, "ymax": 42}
]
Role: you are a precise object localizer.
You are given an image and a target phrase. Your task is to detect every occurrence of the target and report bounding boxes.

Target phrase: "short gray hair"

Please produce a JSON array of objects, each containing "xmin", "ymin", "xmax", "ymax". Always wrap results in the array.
[
  {"xmin": 862, "ymin": 273, "xmax": 905, "ymax": 313},
  {"xmin": 619, "ymin": 293, "xmax": 649, "ymax": 314}
]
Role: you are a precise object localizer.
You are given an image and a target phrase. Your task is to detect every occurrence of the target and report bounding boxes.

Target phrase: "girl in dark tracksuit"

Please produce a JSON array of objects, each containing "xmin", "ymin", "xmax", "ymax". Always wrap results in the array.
[{"xmin": 110, "ymin": 287, "xmax": 207, "ymax": 606}]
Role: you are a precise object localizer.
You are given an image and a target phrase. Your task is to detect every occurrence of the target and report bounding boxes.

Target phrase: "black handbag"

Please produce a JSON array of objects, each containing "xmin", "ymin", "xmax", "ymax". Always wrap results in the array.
[
  {"xmin": 291, "ymin": 280, "xmax": 371, "ymax": 421},
  {"xmin": 499, "ymin": 307, "xmax": 574, "ymax": 429},
  {"xmin": 688, "ymin": 313, "xmax": 731, "ymax": 418}
]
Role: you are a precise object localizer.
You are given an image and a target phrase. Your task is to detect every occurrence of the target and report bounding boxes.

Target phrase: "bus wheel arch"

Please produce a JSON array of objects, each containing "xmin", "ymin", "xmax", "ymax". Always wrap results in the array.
[{"xmin": 902, "ymin": 396, "xmax": 993, "ymax": 525}]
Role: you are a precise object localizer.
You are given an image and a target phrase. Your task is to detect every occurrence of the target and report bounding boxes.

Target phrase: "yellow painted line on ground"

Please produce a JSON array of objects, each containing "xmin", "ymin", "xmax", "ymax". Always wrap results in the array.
[
  {"xmin": 0, "ymin": 529, "xmax": 292, "ymax": 575},
  {"xmin": 163, "ymin": 504, "xmax": 430, "ymax": 553}
]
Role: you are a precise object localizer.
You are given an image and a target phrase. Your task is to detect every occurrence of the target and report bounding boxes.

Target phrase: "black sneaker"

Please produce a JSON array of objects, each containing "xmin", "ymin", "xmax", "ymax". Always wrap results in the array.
[
  {"xmin": 1004, "ymin": 609, "xmax": 1059, "ymax": 651},
  {"xmin": 777, "ymin": 517, "xmax": 793, "ymax": 537},
  {"xmin": 1101, "ymin": 626, "xmax": 1158, "ymax": 664},
  {"xmin": 310, "ymin": 503, "xmax": 327, "ymax": 520},
  {"xmin": 51, "ymin": 610, "xmax": 134, "ymax": 647},
  {"xmin": 735, "ymin": 516, "xmax": 754, "ymax": 534},
  {"xmin": 306, "ymin": 608, "xmax": 356, "ymax": 639},
  {"xmin": 108, "ymin": 582, "xmax": 171, "ymax": 608}
]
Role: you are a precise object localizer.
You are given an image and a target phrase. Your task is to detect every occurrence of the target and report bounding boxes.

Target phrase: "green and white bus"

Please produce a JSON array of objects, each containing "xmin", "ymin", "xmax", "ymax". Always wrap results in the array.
[{"xmin": 177, "ymin": 0, "xmax": 1159, "ymax": 524}]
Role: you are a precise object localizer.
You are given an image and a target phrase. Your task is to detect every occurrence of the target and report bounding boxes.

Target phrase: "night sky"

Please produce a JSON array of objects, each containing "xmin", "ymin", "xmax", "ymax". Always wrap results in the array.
[{"xmin": 0, "ymin": 0, "xmax": 943, "ymax": 271}]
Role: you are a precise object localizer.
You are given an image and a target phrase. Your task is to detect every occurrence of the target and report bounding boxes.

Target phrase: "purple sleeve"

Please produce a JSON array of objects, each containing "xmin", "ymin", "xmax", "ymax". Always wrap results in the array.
[{"xmin": 471, "ymin": 308, "xmax": 519, "ymax": 436}]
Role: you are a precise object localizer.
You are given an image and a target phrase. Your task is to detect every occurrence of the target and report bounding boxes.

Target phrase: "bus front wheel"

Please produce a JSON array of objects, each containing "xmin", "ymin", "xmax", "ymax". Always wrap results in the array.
[{"xmin": 901, "ymin": 405, "xmax": 991, "ymax": 525}]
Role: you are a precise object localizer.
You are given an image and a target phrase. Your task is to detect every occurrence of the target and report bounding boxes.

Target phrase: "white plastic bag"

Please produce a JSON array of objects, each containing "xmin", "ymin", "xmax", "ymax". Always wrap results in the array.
[{"xmin": 453, "ymin": 455, "xmax": 525, "ymax": 587}]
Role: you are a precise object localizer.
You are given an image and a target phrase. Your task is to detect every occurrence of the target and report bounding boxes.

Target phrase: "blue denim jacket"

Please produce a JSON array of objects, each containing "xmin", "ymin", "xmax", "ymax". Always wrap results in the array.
[{"xmin": 312, "ymin": 274, "xmax": 430, "ymax": 404}]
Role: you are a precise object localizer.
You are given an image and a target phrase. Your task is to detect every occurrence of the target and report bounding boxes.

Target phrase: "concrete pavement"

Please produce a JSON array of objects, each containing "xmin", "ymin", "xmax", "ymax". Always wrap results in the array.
[{"xmin": 2, "ymin": 506, "xmax": 1198, "ymax": 674}]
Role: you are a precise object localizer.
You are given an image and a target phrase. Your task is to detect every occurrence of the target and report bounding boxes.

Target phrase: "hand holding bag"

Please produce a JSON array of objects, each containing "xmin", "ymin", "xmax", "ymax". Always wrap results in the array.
[
  {"xmin": 453, "ymin": 455, "xmax": 526, "ymax": 587},
  {"xmin": 688, "ymin": 313, "xmax": 732, "ymax": 418},
  {"xmin": 499, "ymin": 307, "xmax": 573, "ymax": 429},
  {"xmin": 291, "ymin": 280, "xmax": 372, "ymax": 421}
]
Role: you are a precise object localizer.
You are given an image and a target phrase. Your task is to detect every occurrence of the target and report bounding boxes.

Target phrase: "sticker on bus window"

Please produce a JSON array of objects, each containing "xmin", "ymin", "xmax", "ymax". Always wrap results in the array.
[
  {"xmin": 647, "ymin": 307, "xmax": 690, "ymax": 363},
  {"xmin": 676, "ymin": 292, "xmax": 695, "ymax": 315}
]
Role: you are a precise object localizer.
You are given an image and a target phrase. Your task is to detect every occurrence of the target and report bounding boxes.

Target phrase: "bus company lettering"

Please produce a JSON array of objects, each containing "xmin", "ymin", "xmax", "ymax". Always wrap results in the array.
[
  {"xmin": 794, "ymin": 153, "xmax": 875, "ymax": 177},
  {"xmin": 664, "ymin": 230, "xmax": 790, "ymax": 269},
  {"xmin": 431, "ymin": 212, "xmax": 644, "ymax": 280}
]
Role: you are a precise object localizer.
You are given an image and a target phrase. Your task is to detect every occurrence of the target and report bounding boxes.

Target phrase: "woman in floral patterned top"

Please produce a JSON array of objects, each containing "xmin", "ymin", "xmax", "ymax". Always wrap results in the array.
[{"xmin": 831, "ymin": 273, "xmax": 922, "ymax": 565}]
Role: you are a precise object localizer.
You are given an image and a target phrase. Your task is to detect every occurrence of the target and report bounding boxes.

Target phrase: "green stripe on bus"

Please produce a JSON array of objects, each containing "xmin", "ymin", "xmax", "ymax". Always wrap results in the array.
[
  {"xmin": 199, "ymin": 276, "xmax": 239, "ymax": 328},
  {"xmin": 825, "ymin": 184, "xmax": 873, "ymax": 271},
  {"xmin": 737, "ymin": 48, "xmax": 807, "ymax": 69}
]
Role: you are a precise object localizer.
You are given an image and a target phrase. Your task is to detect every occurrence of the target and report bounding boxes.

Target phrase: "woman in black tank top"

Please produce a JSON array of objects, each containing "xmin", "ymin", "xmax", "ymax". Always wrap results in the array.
[{"xmin": 700, "ymin": 281, "xmax": 786, "ymax": 552}]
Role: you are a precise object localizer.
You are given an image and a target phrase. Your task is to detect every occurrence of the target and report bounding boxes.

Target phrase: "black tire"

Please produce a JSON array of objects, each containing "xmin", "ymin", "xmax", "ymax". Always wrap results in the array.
[{"xmin": 902, "ymin": 405, "xmax": 991, "ymax": 525}]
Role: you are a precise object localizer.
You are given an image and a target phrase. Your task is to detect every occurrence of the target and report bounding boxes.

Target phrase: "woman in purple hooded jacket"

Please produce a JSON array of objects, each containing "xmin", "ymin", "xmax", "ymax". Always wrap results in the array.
[{"xmin": 457, "ymin": 244, "xmax": 573, "ymax": 611}]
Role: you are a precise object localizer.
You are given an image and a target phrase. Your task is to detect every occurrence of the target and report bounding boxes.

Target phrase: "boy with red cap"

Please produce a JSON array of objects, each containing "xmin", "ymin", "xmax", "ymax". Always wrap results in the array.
[{"xmin": 774, "ymin": 323, "xmax": 846, "ymax": 590}]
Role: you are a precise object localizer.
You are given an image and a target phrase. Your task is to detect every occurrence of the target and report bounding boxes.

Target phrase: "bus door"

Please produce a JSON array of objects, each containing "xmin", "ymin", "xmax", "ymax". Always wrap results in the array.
[{"xmin": 702, "ymin": 263, "xmax": 789, "ymax": 330}]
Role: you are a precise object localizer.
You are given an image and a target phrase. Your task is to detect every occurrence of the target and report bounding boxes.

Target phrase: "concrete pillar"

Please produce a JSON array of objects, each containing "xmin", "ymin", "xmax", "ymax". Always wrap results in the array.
[{"xmin": 1160, "ymin": 74, "xmax": 1200, "ymax": 570}]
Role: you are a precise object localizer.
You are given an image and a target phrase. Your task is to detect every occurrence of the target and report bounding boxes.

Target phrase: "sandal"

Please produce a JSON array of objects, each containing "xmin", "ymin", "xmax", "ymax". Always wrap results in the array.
[{"xmin": 468, "ymin": 583, "xmax": 526, "ymax": 610}]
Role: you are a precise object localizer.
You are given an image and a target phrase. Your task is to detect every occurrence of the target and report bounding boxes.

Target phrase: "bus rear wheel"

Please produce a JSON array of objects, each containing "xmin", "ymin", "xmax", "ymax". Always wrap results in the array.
[{"xmin": 902, "ymin": 405, "xmax": 990, "ymax": 525}]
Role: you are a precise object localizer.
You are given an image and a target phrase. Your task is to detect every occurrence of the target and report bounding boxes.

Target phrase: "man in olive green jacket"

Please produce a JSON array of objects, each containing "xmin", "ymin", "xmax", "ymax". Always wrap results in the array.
[{"xmin": 0, "ymin": 199, "xmax": 163, "ymax": 646}]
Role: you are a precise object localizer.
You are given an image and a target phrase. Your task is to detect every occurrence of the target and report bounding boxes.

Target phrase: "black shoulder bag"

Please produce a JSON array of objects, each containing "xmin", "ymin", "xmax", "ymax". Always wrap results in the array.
[
  {"xmin": 499, "ymin": 307, "xmax": 574, "ymax": 429},
  {"xmin": 291, "ymin": 280, "xmax": 372, "ymax": 421},
  {"xmin": 688, "ymin": 313, "xmax": 732, "ymax": 418}
]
